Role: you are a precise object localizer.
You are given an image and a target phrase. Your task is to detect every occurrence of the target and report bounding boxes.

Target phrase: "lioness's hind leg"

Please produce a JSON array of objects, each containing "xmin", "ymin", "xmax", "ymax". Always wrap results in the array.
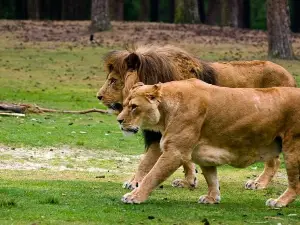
[
  {"xmin": 266, "ymin": 138, "xmax": 300, "ymax": 208},
  {"xmin": 198, "ymin": 166, "xmax": 221, "ymax": 204},
  {"xmin": 172, "ymin": 162, "xmax": 198, "ymax": 189},
  {"xmin": 245, "ymin": 157, "xmax": 280, "ymax": 190}
]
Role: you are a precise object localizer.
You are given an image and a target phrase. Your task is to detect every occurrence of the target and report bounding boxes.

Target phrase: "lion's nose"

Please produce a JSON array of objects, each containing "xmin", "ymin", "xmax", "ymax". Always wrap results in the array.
[
  {"xmin": 97, "ymin": 95, "xmax": 103, "ymax": 101},
  {"xmin": 117, "ymin": 119, "xmax": 124, "ymax": 124}
]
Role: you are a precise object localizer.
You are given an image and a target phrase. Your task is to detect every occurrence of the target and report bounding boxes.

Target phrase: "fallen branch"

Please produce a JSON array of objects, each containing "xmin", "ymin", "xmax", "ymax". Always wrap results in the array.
[
  {"xmin": 0, "ymin": 103, "xmax": 108, "ymax": 115},
  {"xmin": 0, "ymin": 112, "xmax": 25, "ymax": 117}
]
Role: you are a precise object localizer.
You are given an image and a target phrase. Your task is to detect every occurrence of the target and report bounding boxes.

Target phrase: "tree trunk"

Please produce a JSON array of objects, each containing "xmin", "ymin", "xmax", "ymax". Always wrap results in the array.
[
  {"xmin": 197, "ymin": 0, "xmax": 205, "ymax": 23},
  {"xmin": 150, "ymin": 0, "xmax": 159, "ymax": 22},
  {"xmin": 91, "ymin": 0, "xmax": 111, "ymax": 32},
  {"xmin": 220, "ymin": 0, "xmax": 247, "ymax": 28},
  {"xmin": 220, "ymin": 0, "xmax": 229, "ymax": 26},
  {"xmin": 206, "ymin": 0, "xmax": 220, "ymax": 25},
  {"xmin": 27, "ymin": 0, "xmax": 40, "ymax": 20},
  {"xmin": 229, "ymin": 0, "xmax": 238, "ymax": 27},
  {"xmin": 184, "ymin": 0, "xmax": 200, "ymax": 23},
  {"xmin": 290, "ymin": 0, "xmax": 300, "ymax": 32},
  {"xmin": 111, "ymin": 0, "xmax": 123, "ymax": 20},
  {"xmin": 170, "ymin": 0, "xmax": 175, "ymax": 22},
  {"xmin": 175, "ymin": 0, "xmax": 199, "ymax": 23},
  {"xmin": 267, "ymin": 0, "xmax": 294, "ymax": 59},
  {"xmin": 243, "ymin": 0, "xmax": 250, "ymax": 28},
  {"xmin": 139, "ymin": 0, "xmax": 150, "ymax": 21}
]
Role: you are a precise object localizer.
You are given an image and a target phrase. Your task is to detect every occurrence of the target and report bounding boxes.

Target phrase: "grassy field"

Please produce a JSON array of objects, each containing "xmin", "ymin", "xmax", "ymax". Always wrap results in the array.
[{"xmin": 1, "ymin": 21, "xmax": 300, "ymax": 224}]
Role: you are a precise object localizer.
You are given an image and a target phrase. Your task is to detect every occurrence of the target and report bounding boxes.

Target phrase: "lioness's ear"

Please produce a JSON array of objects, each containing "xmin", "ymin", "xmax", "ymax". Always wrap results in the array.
[
  {"xmin": 145, "ymin": 83, "xmax": 162, "ymax": 103},
  {"xmin": 125, "ymin": 53, "xmax": 141, "ymax": 71},
  {"xmin": 132, "ymin": 82, "xmax": 144, "ymax": 89}
]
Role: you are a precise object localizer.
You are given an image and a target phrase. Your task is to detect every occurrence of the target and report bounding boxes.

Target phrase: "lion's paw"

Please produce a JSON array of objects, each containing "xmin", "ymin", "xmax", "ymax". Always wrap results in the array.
[
  {"xmin": 245, "ymin": 180, "xmax": 266, "ymax": 190},
  {"xmin": 172, "ymin": 178, "xmax": 197, "ymax": 189},
  {"xmin": 122, "ymin": 181, "xmax": 139, "ymax": 190},
  {"xmin": 171, "ymin": 179, "xmax": 187, "ymax": 188},
  {"xmin": 121, "ymin": 192, "xmax": 144, "ymax": 204},
  {"xmin": 198, "ymin": 195, "xmax": 221, "ymax": 204},
  {"xmin": 266, "ymin": 198, "xmax": 286, "ymax": 208}
]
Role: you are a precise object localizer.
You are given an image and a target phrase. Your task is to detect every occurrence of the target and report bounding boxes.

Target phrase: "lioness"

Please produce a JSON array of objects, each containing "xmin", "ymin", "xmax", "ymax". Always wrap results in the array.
[
  {"xmin": 117, "ymin": 80, "xmax": 300, "ymax": 207},
  {"xmin": 97, "ymin": 45, "xmax": 296, "ymax": 190}
]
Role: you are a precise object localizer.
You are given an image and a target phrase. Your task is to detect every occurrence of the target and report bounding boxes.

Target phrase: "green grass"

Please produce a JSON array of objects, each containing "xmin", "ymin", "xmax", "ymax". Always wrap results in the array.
[
  {"xmin": 1, "ymin": 33, "xmax": 300, "ymax": 224},
  {"xmin": 0, "ymin": 169, "xmax": 300, "ymax": 225}
]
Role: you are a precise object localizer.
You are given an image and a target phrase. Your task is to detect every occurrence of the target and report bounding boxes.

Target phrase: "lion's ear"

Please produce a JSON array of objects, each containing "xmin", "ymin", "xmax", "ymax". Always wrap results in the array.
[
  {"xmin": 145, "ymin": 83, "xmax": 162, "ymax": 103},
  {"xmin": 125, "ymin": 53, "xmax": 141, "ymax": 71}
]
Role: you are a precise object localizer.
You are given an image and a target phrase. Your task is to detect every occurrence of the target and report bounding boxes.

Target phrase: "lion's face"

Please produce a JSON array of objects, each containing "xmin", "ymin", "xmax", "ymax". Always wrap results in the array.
[
  {"xmin": 117, "ymin": 84, "xmax": 162, "ymax": 135},
  {"xmin": 97, "ymin": 71, "xmax": 124, "ymax": 112}
]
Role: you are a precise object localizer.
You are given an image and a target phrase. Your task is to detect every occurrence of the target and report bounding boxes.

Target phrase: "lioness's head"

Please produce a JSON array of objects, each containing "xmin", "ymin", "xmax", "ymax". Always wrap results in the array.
[
  {"xmin": 97, "ymin": 51, "xmax": 141, "ymax": 113},
  {"xmin": 117, "ymin": 82, "xmax": 162, "ymax": 135}
]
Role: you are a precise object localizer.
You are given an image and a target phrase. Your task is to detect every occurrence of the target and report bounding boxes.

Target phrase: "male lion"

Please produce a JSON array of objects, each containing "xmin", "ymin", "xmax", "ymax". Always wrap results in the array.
[
  {"xmin": 117, "ymin": 80, "xmax": 300, "ymax": 208},
  {"xmin": 97, "ymin": 45, "xmax": 296, "ymax": 190}
]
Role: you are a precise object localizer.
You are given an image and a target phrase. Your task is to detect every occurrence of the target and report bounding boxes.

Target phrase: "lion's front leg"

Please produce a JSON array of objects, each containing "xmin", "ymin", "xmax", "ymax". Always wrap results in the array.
[
  {"xmin": 122, "ymin": 150, "xmax": 182, "ymax": 204},
  {"xmin": 245, "ymin": 157, "xmax": 280, "ymax": 190},
  {"xmin": 172, "ymin": 162, "xmax": 198, "ymax": 189},
  {"xmin": 123, "ymin": 142, "xmax": 161, "ymax": 190},
  {"xmin": 198, "ymin": 166, "xmax": 221, "ymax": 204}
]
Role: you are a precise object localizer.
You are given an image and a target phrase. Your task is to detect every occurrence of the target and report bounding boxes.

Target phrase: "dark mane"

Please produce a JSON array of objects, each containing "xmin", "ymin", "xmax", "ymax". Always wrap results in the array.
[
  {"xmin": 103, "ymin": 45, "xmax": 217, "ymax": 147},
  {"xmin": 103, "ymin": 45, "xmax": 217, "ymax": 86}
]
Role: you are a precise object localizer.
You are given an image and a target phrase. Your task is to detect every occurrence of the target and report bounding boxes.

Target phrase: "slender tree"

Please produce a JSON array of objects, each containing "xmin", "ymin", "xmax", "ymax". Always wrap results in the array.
[
  {"xmin": 197, "ymin": 0, "xmax": 205, "ymax": 23},
  {"xmin": 175, "ymin": 0, "xmax": 199, "ymax": 23},
  {"xmin": 27, "ymin": 0, "xmax": 40, "ymax": 20},
  {"xmin": 267, "ymin": 0, "xmax": 295, "ymax": 59},
  {"xmin": 111, "ymin": 0, "xmax": 124, "ymax": 21},
  {"xmin": 91, "ymin": 0, "xmax": 110, "ymax": 31},
  {"xmin": 150, "ymin": 0, "xmax": 159, "ymax": 22},
  {"xmin": 206, "ymin": 0, "xmax": 220, "ymax": 25},
  {"xmin": 139, "ymin": 0, "xmax": 150, "ymax": 21},
  {"xmin": 184, "ymin": 0, "xmax": 200, "ymax": 23}
]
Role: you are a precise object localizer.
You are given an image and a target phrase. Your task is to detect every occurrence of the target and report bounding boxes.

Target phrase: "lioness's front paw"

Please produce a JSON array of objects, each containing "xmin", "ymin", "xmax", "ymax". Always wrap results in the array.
[
  {"xmin": 198, "ymin": 195, "xmax": 221, "ymax": 204},
  {"xmin": 245, "ymin": 180, "xmax": 266, "ymax": 190},
  {"xmin": 172, "ymin": 178, "xmax": 197, "ymax": 189},
  {"xmin": 121, "ymin": 192, "xmax": 148, "ymax": 204},
  {"xmin": 266, "ymin": 198, "xmax": 286, "ymax": 208},
  {"xmin": 122, "ymin": 181, "xmax": 139, "ymax": 190}
]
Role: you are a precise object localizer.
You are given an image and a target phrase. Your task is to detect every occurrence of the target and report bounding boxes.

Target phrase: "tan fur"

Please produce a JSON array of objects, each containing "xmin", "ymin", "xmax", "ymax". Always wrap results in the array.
[
  {"xmin": 118, "ymin": 79, "xmax": 300, "ymax": 207},
  {"xmin": 97, "ymin": 45, "xmax": 296, "ymax": 190}
]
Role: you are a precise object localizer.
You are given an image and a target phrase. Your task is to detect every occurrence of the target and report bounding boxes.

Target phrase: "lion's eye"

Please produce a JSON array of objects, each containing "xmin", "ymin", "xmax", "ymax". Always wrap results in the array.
[
  {"xmin": 109, "ymin": 78, "xmax": 117, "ymax": 85},
  {"xmin": 131, "ymin": 104, "xmax": 138, "ymax": 111}
]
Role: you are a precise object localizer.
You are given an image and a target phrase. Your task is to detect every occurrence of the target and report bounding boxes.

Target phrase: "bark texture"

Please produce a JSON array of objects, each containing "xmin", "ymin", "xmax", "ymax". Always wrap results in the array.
[
  {"xmin": 267, "ymin": 0, "xmax": 294, "ymax": 59},
  {"xmin": 110, "ymin": 0, "xmax": 124, "ymax": 21},
  {"xmin": 206, "ymin": 0, "xmax": 220, "ymax": 25},
  {"xmin": 175, "ymin": 0, "xmax": 199, "ymax": 23},
  {"xmin": 139, "ymin": 0, "xmax": 150, "ymax": 21},
  {"xmin": 27, "ymin": 0, "xmax": 40, "ymax": 20},
  {"xmin": 91, "ymin": 0, "xmax": 111, "ymax": 32}
]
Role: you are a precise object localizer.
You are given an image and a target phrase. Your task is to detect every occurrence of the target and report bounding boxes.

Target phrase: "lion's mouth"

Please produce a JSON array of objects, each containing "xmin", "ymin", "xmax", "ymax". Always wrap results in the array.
[{"xmin": 108, "ymin": 103, "xmax": 123, "ymax": 112}]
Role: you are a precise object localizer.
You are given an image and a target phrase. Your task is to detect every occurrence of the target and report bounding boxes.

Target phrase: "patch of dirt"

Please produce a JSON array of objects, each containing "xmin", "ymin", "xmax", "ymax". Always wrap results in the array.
[
  {"xmin": 1, "ymin": 20, "xmax": 300, "ymax": 49},
  {"xmin": 0, "ymin": 145, "xmax": 141, "ymax": 173}
]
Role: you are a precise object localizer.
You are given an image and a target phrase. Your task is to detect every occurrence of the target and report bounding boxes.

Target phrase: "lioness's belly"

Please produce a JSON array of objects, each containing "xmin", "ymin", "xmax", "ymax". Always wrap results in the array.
[{"xmin": 192, "ymin": 140, "xmax": 281, "ymax": 168}]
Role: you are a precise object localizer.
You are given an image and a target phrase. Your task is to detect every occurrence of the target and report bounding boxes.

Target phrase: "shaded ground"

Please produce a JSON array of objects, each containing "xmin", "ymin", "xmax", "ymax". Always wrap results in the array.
[{"xmin": 1, "ymin": 20, "xmax": 300, "ymax": 56}]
